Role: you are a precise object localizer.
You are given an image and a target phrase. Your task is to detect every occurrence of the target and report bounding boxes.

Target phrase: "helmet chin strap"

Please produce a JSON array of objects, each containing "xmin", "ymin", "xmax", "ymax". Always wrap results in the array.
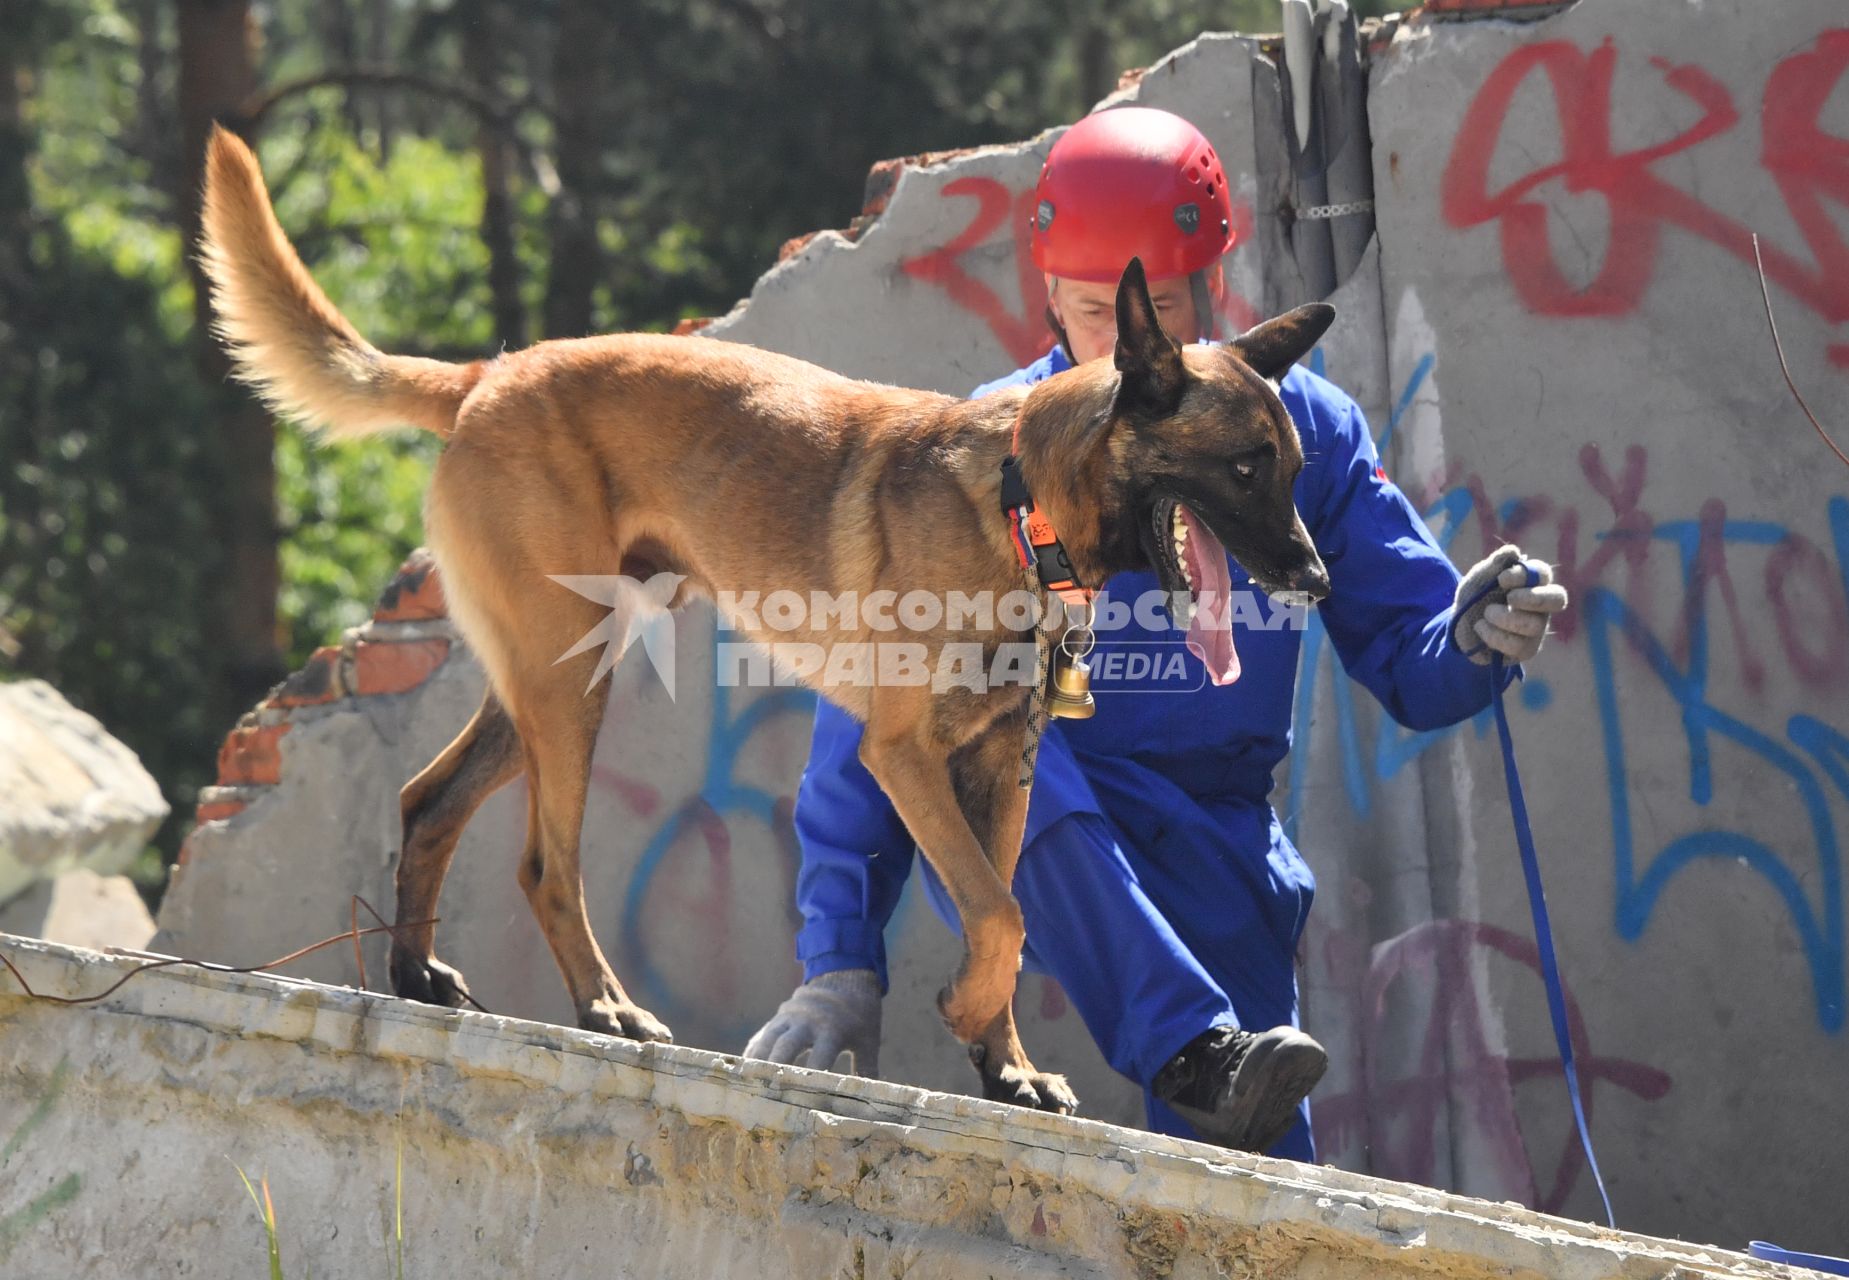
[
  {"xmin": 1188, "ymin": 269, "xmax": 1218, "ymax": 343},
  {"xmin": 1044, "ymin": 303, "xmax": 1076, "ymax": 363}
]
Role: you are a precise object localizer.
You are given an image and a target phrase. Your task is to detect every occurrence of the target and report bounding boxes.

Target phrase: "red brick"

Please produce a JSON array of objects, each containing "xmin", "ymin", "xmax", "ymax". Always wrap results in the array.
[
  {"xmin": 860, "ymin": 158, "xmax": 907, "ymax": 221},
  {"xmin": 262, "ymin": 645, "xmax": 344, "ymax": 709},
  {"xmin": 217, "ymin": 723, "xmax": 290, "ymax": 787},
  {"xmin": 353, "ymin": 638, "xmax": 451, "ymax": 697},
  {"xmin": 193, "ymin": 798, "xmax": 248, "ymax": 825},
  {"xmin": 372, "ymin": 549, "xmax": 448, "ymax": 623},
  {"xmin": 777, "ymin": 230, "xmax": 821, "ymax": 262}
]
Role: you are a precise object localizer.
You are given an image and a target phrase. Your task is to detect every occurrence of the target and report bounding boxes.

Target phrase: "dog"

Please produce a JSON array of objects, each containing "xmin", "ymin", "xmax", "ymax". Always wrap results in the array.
[{"xmin": 198, "ymin": 125, "xmax": 1332, "ymax": 1113}]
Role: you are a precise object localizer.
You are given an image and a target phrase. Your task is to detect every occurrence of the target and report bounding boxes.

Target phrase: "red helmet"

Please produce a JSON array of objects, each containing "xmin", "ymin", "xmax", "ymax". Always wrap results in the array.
[{"xmin": 1030, "ymin": 107, "xmax": 1234, "ymax": 284}]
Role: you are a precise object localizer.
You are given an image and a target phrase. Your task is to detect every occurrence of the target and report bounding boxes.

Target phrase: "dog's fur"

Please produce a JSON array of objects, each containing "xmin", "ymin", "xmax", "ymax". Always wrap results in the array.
[{"xmin": 198, "ymin": 126, "xmax": 1332, "ymax": 1111}]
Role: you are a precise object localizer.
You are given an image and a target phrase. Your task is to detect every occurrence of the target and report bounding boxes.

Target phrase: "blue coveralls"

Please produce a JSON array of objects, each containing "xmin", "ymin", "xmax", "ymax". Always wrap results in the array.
[{"xmin": 792, "ymin": 347, "xmax": 1511, "ymax": 1160}]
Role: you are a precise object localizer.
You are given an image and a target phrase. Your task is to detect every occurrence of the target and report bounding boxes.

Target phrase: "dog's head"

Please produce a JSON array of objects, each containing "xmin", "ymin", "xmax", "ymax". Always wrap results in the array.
[{"xmin": 1020, "ymin": 259, "xmax": 1333, "ymax": 682}]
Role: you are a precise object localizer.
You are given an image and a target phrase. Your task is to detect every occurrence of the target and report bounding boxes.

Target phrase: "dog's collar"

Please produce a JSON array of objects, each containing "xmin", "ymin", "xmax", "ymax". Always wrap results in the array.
[{"xmin": 1001, "ymin": 413, "xmax": 1093, "ymax": 607}]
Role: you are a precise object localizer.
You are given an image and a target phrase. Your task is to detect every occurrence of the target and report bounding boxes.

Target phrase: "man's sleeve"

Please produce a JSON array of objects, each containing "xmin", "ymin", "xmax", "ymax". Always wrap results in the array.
[
  {"xmin": 1301, "ymin": 382, "xmax": 1514, "ymax": 731},
  {"xmin": 792, "ymin": 697, "xmax": 916, "ymax": 991}
]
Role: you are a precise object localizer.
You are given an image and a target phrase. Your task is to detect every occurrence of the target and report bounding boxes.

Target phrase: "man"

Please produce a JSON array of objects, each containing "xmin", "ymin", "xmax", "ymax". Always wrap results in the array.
[{"xmin": 746, "ymin": 107, "xmax": 1567, "ymax": 1160}]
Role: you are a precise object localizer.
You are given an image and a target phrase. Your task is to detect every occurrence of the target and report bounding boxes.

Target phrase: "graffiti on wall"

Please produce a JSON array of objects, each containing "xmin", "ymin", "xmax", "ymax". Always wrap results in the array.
[
  {"xmin": 1311, "ymin": 912, "xmax": 1672, "ymax": 1214},
  {"xmin": 1290, "ymin": 341, "xmax": 1849, "ymax": 1035},
  {"xmin": 1441, "ymin": 32, "xmax": 1849, "ymax": 369},
  {"xmin": 0, "ymin": 1059, "xmax": 81, "ymax": 1264},
  {"xmin": 611, "ymin": 666, "xmax": 813, "ymax": 1041}
]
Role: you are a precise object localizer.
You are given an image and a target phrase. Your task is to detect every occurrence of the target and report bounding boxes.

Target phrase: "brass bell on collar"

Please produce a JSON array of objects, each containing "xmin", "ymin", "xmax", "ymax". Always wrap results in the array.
[{"xmin": 1046, "ymin": 649, "xmax": 1096, "ymax": 719}]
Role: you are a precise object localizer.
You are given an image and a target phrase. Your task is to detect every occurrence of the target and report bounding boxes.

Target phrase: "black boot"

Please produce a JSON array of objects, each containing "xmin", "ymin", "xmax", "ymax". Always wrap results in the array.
[{"xmin": 1151, "ymin": 1025, "xmax": 1328, "ymax": 1155}]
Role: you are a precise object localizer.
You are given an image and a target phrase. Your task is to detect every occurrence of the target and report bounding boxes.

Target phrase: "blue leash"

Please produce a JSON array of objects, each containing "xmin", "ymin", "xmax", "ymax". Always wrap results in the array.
[{"xmin": 1465, "ymin": 567, "xmax": 1616, "ymax": 1228}]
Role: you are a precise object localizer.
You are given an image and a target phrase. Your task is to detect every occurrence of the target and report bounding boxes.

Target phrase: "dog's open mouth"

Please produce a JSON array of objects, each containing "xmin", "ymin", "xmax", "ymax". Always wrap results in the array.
[{"xmin": 1149, "ymin": 498, "xmax": 1241, "ymax": 687}]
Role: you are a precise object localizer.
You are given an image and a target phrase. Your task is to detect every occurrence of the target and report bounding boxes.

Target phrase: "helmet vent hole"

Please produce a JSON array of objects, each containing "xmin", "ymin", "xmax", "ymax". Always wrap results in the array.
[{"xmin": 1186, "ymin": 166, "xmax": 1200, "ymax": 183}]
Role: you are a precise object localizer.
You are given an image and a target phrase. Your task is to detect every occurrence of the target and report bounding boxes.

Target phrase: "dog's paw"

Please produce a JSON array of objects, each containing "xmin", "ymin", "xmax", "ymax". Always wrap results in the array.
[
  {"xmin": 389, "ymin": 949, "xmax": 473, "ymax": 1009},
  {"xmin": 580, "ymin": 999, "xmax": 674, "ymax": 1044},
  {"xmin": 969, "ymin": 1044, "xmax": 1079, "ymax": 1115}
]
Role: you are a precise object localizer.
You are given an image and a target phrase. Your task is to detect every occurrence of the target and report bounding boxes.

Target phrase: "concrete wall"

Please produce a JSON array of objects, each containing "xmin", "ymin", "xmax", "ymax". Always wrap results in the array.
[
  {"xmin": 0, "ymin": 936, "xmax": 1823, "ymax": 1279},
  {"xmin": 156, "ymin": 0, "xmax": 1849, "ymax": 1259}
]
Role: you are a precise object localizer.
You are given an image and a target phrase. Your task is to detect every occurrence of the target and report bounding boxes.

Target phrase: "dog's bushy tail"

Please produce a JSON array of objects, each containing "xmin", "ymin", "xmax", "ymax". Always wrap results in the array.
[{"xmin": 199, "ymin": 126, "xmax": 482, "ymax": 439}]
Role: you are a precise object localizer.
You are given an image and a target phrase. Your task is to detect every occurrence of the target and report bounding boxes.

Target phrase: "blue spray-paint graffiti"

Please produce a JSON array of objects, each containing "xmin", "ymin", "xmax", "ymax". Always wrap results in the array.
[
  {"xmin": 619, "ymin": 647, "xmax": 814, "ymax": 1032},
  {"xmin": 1584, "ymin": 499, "xmax": 1849, "ymax": 1032},
  {"xmin": 1291, "ymin": 345, "xmax": 1849, "ymax": 1034}
]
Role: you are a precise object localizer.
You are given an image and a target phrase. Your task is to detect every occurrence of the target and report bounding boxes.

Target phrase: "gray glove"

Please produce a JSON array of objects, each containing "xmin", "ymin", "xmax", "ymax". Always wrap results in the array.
[
  {"xmin": 744, "ymin": 968, "xmax": 883, "ymax": 1078},
  {"xmin": 1453, "ymin": 545, "xmax": 1570, "ymax": 664}
]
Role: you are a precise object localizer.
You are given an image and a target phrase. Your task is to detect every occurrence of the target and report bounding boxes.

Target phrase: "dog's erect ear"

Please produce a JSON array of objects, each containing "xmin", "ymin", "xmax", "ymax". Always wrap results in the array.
[
  {"xmin": 1230, "ymin": 303, "xmax": 1336, "ymax": 379},
  {"xmin": 1113, "ymin": 257, "xmax": 1184, "ymax": 414}
]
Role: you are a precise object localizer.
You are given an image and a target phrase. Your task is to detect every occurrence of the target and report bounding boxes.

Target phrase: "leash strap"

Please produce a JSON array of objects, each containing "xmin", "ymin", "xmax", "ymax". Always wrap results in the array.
[
  {"xmin": 1467, "ymin": 566, "xmax": 1616, "ymax": 1228},
  {"xmin": 1017, "ymin": 566, "xmax": 1051, "ymax": 791}
]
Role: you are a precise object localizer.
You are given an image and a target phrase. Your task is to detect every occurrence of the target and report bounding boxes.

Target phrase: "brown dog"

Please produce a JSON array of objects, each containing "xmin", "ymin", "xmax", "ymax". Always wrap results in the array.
[{"xmin": 198, "ymin": 126, "xmax": 1332, "ymax": 1112}]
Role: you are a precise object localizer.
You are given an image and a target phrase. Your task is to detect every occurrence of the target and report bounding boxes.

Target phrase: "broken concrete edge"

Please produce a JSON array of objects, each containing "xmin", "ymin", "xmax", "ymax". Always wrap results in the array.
[
  {"xmin": 700, "ymin": 130, "xmax": 1068, "ymax": 341},
  {"xmin": 0, "ymin": 933, "xmax": 1814, "ymax": 1280},
  {"xmin": 183, "ymin": 550, "xmax": 455, "ymax": 856},
  {"xmin": 1414, "ymin": 0, "xmax": 1578, "ymax": 22},
  {"xmin": 705, "ymin": 31, "xmax": 1280, "ymax": 349}
]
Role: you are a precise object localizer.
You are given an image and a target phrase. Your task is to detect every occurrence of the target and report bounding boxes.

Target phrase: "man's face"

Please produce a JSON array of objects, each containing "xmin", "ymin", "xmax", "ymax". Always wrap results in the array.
[{"xmin": 1047, "ymin": 271, "xmax": 1216, "ymax": 364}]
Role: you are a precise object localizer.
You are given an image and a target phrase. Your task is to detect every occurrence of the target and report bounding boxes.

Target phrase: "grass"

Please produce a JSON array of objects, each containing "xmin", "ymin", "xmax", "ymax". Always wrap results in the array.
[
  {"xmin": 230, "ymin": 1115, "xmax": 407, "ymax": 1280},
  {"xmin": 230, "ymin": 1163, "xmax": 286, "ymax": 1280}
]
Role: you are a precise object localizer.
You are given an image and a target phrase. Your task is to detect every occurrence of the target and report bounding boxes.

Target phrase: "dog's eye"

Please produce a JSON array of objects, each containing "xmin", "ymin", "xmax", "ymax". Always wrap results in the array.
[{"xmin": 1234, "ymin": 461, "xmax": 1258, "ymax": 481}]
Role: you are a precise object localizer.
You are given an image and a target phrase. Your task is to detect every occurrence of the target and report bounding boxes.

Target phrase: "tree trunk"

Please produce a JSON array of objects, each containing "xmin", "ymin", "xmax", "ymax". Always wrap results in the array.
[
  {"xmin": 177, "ymin": 0, "xmax": 285, "ymax": 726},
  {"xmin": 463, "ymin": 5, "xmax": 525, "ymax": 350},
  {"xmin": 368, "ymin": 0, "xmax": 394, "ymax": 158},
  {"xmin": 542, "ymin": 0, "xmax": 606, "ymax": 338},
  {"xmin": 0, "ymin": 18, "xmax": 29, "ymax": 258},
  {"xmin": 128, "ymin": 0, "xmax": 179, "ymax": 212},
  {"xmin": 317, "ymin": 0, "xmax": 365, "ymax": 141}
]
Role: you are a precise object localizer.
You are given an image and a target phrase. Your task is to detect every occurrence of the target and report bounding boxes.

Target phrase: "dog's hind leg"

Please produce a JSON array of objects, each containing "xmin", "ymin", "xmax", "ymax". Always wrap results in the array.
[
  {"xmin": 949, "ymin": 718, "xmax": 1079, "ymax": 1115},
  {"xmin": 389, "ymin": 686, "xmax": 524, "ymax": 1007},
  {"xmin": 506, "ymin": 650, "xmax": 673, "ymax": 1044}
]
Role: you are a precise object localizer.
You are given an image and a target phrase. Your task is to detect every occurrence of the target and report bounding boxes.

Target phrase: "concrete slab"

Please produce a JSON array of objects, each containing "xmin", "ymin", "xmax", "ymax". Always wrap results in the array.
[{"xmin": 0, "ymin": 935, "xmax": 1828, "ymax": 1280}]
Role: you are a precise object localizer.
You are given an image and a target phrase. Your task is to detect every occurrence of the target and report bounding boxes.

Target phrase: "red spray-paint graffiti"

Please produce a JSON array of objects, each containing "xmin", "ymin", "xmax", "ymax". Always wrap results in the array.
[
  {"xmin": 900, "ymin": 178, "xmax": 1050, "ymax": 367},
  {"xmin": 1441, "ymin": 32, "xmax": 1849, "ymax": 368},
  {"xmin": 1313, "ymin": 916, "xmax": 1672, "ymax": 1215},
  {"xmin": 899, "ymin": 176, "xmax": 1263, "ymax": 365}
]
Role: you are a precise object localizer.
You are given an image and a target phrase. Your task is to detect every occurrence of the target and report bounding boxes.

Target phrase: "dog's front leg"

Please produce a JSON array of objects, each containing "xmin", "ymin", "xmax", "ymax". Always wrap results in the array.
[
  {"xmin": 948, "ymin": 718, "xmax": 1078, "ymax": 1115},
  {"xmin": 859, "ymin": 711, "xmax": 1076, "ymax": 1114}
]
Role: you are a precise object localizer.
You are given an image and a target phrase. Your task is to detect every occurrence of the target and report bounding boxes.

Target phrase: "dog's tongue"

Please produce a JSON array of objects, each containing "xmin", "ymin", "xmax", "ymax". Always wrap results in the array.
[{"xmin": 1180, "ymin": 505, "xmax": 1241, "ymax": 686}]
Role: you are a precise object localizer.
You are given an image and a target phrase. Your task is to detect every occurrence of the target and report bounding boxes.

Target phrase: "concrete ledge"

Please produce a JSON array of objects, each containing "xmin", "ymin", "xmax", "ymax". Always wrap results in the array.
[{"xmin": 0, "ymin": 936, "xmax": 1821, "ymax": 1279}]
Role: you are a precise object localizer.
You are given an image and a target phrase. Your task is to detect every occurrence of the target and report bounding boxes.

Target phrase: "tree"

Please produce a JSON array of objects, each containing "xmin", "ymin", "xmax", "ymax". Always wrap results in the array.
[{"xmin": 177, "ymin": 0, "xmax": 283, "ymax": 722}]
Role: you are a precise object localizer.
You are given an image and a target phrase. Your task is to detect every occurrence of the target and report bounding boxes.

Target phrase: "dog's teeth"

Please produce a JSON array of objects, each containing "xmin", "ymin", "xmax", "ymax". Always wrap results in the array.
[{"xmin": 1168, "ymin": 506, "xmax": 1195, "ymax": 592}]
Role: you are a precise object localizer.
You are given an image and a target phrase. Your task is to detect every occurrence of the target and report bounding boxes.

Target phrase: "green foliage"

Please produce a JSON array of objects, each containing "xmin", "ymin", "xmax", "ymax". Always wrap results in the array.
[
  {"xmin": 262, "ymin": 122, "xmax": 482, "ymax": 663},
  {"xmin": 0, "ymin": 172, "xmax": 223, "ymax": 862},
  {"xmin": 264, "ymin": 123, "xmax": 498, "ymax": 352}
]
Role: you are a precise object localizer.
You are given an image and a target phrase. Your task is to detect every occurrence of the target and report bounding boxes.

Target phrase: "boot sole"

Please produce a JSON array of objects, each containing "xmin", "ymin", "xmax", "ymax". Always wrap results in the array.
[
  {"xmin": 1166, "ymin": 1030, "xmax": 1328, "ymax": 1156},
  {"xmin": 1240, "ymin": 1033, "xmax": 1329, "ymax": 1154}
]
